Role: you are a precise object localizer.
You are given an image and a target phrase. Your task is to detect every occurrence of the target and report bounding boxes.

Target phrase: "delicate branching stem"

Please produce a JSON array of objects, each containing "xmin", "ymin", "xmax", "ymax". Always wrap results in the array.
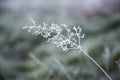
[
  {"xmin": 60, "ymin": 34, "xmax": 80, "ymax": 48},
  {"xmin": 22, "ymin": 19, "xmax": 112, "ymax": 80},
  {"xmin": 61, "ymin": 34, "xmax": 112, "ymax": 80},
  {"xmin": 60, "ymin": 33, "xmax": 112, "ymax": 80}
]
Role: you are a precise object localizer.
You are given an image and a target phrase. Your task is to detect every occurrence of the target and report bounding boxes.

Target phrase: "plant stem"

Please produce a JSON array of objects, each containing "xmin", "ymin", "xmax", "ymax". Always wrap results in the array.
[{"xmin": 80, "ymin": 48, "xmax": 112, "ymax": 80}]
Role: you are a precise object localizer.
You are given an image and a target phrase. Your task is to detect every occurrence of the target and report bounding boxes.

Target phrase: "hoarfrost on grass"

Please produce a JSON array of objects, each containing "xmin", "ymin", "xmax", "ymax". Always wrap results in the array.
[
  {"xmin": 22, "ymin": 18, "xmax": 85, "ymax": 51},
  {"xmin": 22, "ymin": 18, "xmax": 112, "ymax": 80}
]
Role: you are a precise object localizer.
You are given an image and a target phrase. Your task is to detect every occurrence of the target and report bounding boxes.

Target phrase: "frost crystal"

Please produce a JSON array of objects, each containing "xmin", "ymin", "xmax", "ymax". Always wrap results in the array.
[{"xmin": 22, "ymin": 19, "xmax": 85, "ymax": 51}]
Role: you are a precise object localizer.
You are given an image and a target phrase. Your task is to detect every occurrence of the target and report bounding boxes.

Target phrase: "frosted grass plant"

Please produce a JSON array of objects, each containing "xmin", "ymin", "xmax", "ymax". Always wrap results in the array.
[{"xmin": 22, "ymin": 18, "xmax": 112, "ymax": 80}]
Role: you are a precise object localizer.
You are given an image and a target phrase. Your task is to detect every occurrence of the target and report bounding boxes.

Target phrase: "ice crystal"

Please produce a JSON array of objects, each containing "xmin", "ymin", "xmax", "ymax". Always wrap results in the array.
[
  {"xmin": 22, "ymin": 18, "xmax": 112, "ymax": 80},
  {"xmin": 22, "ymin": 18, "xmax": 85, "ymax": 51}
]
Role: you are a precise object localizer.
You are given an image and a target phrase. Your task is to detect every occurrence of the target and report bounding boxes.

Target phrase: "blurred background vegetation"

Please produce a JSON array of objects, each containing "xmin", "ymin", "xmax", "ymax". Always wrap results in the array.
[{"xmin": 0, "ymin": 0, "xmax": 120, "ymax": 80}]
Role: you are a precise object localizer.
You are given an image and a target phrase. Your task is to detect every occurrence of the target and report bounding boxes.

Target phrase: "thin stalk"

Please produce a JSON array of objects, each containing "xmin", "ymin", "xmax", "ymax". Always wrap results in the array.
[
  {"xmin": 60, "ymin": 34, "xmax": 112, "ymax": 80},
  {"xmin": 80, "ymin": 48, "xmax": 112, "ymax": 80}
]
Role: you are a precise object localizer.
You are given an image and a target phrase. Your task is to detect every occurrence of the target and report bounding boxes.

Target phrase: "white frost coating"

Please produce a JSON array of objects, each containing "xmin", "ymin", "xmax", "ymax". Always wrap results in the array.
[
  {"xmin": 22, "ymin": 18, "xmax": 112, "ymax": 80},
  {"xmin": 22, "ymin": 18, "xmax": 84, "ymax": 51}
]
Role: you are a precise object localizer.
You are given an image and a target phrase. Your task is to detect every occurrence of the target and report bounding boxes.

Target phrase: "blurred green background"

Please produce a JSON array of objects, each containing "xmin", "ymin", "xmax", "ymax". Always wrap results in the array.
[{"xmin": 0, "ymin": 0, "xmax": 120, "ymax": 80}]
